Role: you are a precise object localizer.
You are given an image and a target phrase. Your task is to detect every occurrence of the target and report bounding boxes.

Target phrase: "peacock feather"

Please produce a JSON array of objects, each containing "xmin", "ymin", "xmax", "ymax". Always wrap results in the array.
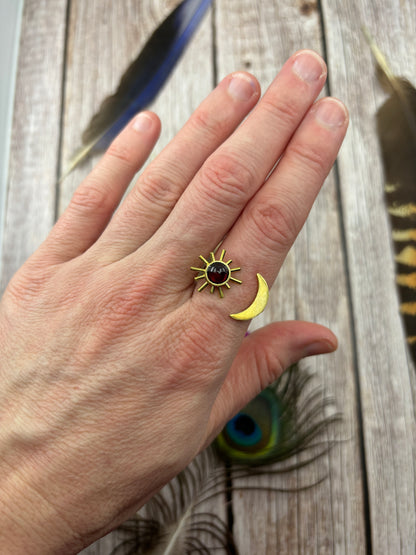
[
  {"xmin": 111, "ymin": 364, "xmax": 341, "ymax": 554},
  {"xmin": 214, "ymin": 364, "xmax": 339, "ymax": 466},
  {"xmin": 111, "ymin": 450, "xmax": 237, "ymax": 555}
]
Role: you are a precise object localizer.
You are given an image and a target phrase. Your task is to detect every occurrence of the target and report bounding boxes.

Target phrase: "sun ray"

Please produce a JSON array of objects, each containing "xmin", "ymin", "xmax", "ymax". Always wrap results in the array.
[
  {"xmin": 198, "ymin": 282, "xmax": 209, "ymax": 292},
  {"xmin": 230, "ymin": 277, "xmax": 242, "ymax": 284},
  {"xmin": 220, "ymin": 249, "xmax": 225, "ymax": 261}
]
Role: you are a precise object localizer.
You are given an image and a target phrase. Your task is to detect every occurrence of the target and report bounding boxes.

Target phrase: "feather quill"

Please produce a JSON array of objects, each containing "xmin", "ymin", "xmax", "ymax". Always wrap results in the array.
[
  {"xmin": 364, "ymin": 29, "xmax": 416, "ymax": 365},
  {"xmin": 61, "ymin": 0, "xmax": 213, "ymax": 180},
  {"xmin": 111, "ymin": 451, "xmax": 239, "ymax": 555}
]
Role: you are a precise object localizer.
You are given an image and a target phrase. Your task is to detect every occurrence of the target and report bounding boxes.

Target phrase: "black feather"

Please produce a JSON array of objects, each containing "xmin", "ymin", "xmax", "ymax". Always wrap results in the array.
[{"xmin": 62, "ymin": 0, "xmax": 213, "ymax": 179}]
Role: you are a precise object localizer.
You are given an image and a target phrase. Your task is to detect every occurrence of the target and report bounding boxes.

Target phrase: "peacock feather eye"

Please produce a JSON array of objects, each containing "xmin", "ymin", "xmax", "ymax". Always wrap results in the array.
[
  {"xmin": 215, "ymin": 388, "xmax": 281, "ymax": 463},
  {"xmin": 214, "ymin": 364, "xmax": 341, "ymax": 467}
]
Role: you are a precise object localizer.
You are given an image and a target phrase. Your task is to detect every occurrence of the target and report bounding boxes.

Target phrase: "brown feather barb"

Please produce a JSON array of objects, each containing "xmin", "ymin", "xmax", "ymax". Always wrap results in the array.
[{"xmin": 365, "ymin": 29, "xmax": 416, "ymax": 365}]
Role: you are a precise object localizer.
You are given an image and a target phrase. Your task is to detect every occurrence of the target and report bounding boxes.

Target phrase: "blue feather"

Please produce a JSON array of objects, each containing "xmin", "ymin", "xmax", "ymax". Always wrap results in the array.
[{"xmin": 63, "ymin": 0, "xmax": 213, "ymax": 178}]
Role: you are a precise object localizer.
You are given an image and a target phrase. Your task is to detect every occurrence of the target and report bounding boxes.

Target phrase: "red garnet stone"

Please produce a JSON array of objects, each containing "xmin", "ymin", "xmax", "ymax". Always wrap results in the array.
[{"xmin": 207, "ymin": 261, "xmax": 230, "ymax": 285}]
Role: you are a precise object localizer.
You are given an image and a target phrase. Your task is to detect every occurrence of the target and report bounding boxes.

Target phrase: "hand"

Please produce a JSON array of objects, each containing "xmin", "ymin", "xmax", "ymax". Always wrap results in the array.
[{"xmin": 0, "ymin": 50, "xmax": 347, "ymax": 554}]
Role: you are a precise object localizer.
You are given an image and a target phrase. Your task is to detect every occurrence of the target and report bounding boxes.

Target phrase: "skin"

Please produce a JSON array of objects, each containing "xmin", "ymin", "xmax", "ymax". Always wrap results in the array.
[{"xmin": 0, "ymin": 50, "xmax": 348, "ymax": 554}]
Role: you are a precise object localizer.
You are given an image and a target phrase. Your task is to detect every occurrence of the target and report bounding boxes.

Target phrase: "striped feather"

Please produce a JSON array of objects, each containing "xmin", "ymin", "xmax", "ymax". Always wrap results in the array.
[{"xmin": 365, "ymin": 29, "xmax": 416, "ymax": 364}]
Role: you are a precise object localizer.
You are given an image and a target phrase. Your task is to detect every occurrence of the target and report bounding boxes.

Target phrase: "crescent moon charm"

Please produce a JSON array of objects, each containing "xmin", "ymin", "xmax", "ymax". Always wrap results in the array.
[{"xmin": 230, "ymin": 273, "xmax": 269, "ymax": 320}]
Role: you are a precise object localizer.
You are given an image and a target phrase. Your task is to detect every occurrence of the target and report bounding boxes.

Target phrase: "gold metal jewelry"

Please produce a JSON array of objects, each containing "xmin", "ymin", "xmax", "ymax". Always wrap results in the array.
[
  {"xmin": 230, "ymin": 273, "xmax": 269, "ymax": 320},
  {"xmin": 191, "ymin": 249, "xmax": 242, "ymax": 298}
]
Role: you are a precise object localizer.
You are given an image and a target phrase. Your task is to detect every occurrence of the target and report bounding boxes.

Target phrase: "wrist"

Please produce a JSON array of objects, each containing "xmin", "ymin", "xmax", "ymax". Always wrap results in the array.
[{"xmin": 0, "ymin": 464, "xmax": 83, "ymax": 554}]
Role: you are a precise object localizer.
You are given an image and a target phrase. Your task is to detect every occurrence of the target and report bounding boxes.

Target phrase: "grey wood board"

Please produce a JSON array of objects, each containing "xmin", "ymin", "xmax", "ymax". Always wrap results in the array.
[
  {"xmin": 0, "ymin": 0, "xmax": 67, "ymax": 292},
  {"xmin": 0, "ymin": 0, "xmax": 24, "ymax": 274},
  {"xmin": 322, "ymin": 0, "xmax": 416, "ymax": 552},
  {"xmin": 215, "ymin": 1, "xmax": 365, "ymax": 553},
  {"xmin": 59, "ymin": 0, "xmax": 217, "ymax": 551}
]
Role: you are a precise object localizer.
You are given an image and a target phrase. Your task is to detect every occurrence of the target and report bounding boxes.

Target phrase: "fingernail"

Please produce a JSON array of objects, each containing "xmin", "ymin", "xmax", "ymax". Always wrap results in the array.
[
  {"xmin": 303, "ymin": 339, "xmax": 337, "ymax": 357},
  {"xmin": 132, "ymin": 112, "xmax": 153, "ymax": 133},
  {"xmin": 314, "ymin": 98, "xmax": 348, "ymax": 128},
  {"xmin": 292, "ymin": 51, "xmax": 326, "ymax": 83},
  {"xmin": 228, "ymin": 73, "xmax": 257, "ymax": 101}
]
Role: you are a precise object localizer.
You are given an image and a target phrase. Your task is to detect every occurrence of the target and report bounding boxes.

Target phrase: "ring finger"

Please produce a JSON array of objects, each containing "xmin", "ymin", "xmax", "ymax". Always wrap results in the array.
[{"xmin": 215, "ymin": 96, "xmax": 349, "ymax": 316}]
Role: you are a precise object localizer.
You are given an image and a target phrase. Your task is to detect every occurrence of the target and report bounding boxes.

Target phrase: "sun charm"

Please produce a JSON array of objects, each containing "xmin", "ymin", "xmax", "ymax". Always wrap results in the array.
[{"xmin": 191, "ymin": 249, "xmax": 242, "ymax": 298}]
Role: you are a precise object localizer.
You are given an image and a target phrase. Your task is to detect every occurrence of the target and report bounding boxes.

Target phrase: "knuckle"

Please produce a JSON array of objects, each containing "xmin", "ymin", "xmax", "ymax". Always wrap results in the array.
[
  {"xmin": 69, "ymin": 180, "xmax": 112, "ymax": 216},
  {"xmin": 96, "ymin": 281, "xmax": 153, "ymax": 336},
  {"xmin": 137, "ymin": 167, "xmax": 179, "ymax": 211},
  {"xmin": 94, "ymin": 258, "xmax": 171, "ymax": 338},
  {"xmin": 254, "ymin": 345, "xmax": 286, "ymax": 391},
  {"xmin": 105, "ymin": 139, "xmax": 136, "ymax": 166},
  {"xmin": 199, "ymin": 151, "xmax": 256, "ymax": 208},
  {"xmin": 4, "ymin": 262, "xmax": 52, "ymax": 307},
  {"xmin": 262, "ymin": 96, "xmax": 300, "ymax": 129},
  {"xmin": 5, "ymin": 276, "xmax": 39, "ymax": 306},
  {"xmin": 248, "ymin": 199, "xmax": 299, "ymax": 254},
  {"xmin": 190, "ymin": 106, "xmax": 231, "ymax": 141},
  {"xmin": 174, "ymin": 325, "xmax": 213, "ymax": 371},
  {"xmin": 168, "ymin": 316, "xmax": 222, "ymax": 386},
  {"xmin": 288, "ymin": 142, "xmax": 327, "ymax": 178}
]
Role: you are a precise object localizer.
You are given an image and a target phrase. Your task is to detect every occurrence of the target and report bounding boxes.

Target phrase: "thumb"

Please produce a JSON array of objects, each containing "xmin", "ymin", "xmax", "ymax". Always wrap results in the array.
[{"xmin": 205, "ymin": 320, "xmax": 337, "ymax": 445}]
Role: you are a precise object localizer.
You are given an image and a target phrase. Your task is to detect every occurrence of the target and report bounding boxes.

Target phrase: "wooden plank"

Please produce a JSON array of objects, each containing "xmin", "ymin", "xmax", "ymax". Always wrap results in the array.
[
  {"xmin": 0, "ymin": 0, "xmax": 67, "ymax": 292},
  {"xmin": 58, "ymin": 2, "xmax": 216, "ymax": 553},
  {"xmin": 0, "ymin": 0, "xmax": 24, "ymax": 270},
  {"xmin": 215, "ymin": 1, "xmax": 365, "ymax": 553},
  {"xmin": 321, "ymin": 0, "xmax": 416, "ymax": 552}
]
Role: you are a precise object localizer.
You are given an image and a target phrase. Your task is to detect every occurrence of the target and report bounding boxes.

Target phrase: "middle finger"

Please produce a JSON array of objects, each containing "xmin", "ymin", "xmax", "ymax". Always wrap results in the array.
[{"xmin": 155, "ymin": 50, "xmax": 327, "ymax": 267}]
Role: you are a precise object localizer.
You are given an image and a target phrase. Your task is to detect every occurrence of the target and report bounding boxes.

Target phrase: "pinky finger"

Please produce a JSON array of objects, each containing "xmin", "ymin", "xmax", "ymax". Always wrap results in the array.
[{"xmin": 38, "ymin": 111, "xmax": 161, "ymax": 264}]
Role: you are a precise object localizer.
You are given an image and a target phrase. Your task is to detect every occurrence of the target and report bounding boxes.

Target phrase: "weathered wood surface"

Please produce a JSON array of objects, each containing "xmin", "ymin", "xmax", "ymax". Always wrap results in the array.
[
  {"xmin": 0, "ymin": 0, "xmax": 23, "ymax": 255},
  {"xmin": 1, "ymin": 0, "xmax": 416, "ymax": 553},
  {"xmin": 0, "ymin": 0, "xmax": 67, "ymax": 291}
]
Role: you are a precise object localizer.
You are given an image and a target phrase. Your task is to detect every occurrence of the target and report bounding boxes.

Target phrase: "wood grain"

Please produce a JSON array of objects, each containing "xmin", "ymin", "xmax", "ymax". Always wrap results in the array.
[
  {"xmin": 2, "ymin": 0, "xmax": 416, "ymax": 553},
  {"xmin": 0, "ymin": 0, "xmax": 23, "ymax": 267},
  {"xmin": 215, "ymin": 1, "xmax": 365, "ymax": 553},
  {"xmin": 57, "ymin": 1, "xmax": 217, "ymax": 552},
  {"xmin": 0, "ymin": 0, "xmax": 67, "ymax": 292},
  {"xmin": 322, "ymin": 0, "xmax": 416, "ymax": 552}
]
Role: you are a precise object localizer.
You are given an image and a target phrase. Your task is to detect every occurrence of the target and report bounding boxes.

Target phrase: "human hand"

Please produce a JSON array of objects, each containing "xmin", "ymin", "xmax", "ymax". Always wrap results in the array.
[{"xmin": 0, "ymin": 50, "xmax": 347, "ymax": 553}]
